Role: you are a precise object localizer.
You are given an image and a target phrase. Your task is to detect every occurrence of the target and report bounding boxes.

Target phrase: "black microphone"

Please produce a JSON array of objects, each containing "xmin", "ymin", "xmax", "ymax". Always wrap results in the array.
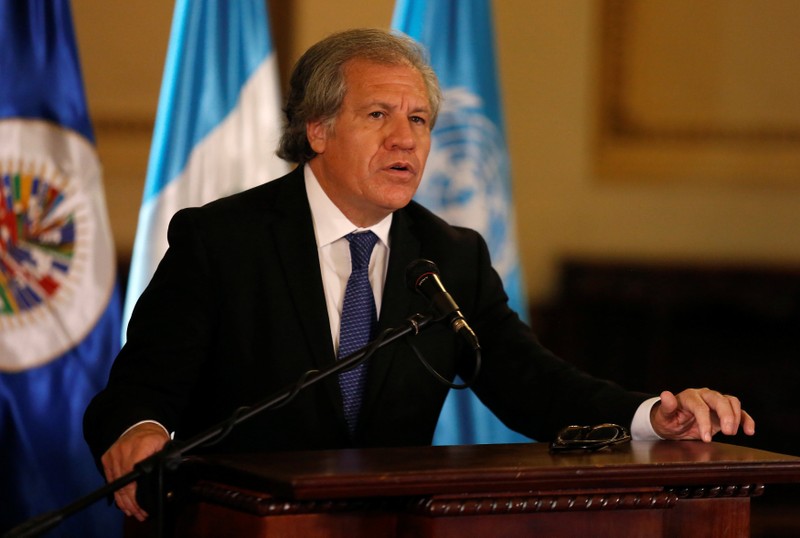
[{"xmin": 405, "ymin": 259, "xmax": 480, "ymax": 350}]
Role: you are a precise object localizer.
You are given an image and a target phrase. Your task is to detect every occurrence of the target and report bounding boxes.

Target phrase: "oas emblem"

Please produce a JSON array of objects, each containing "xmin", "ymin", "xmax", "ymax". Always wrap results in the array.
[{"xmin": 0, "ymin": 119, "xmax": 115, "ymax": 372}]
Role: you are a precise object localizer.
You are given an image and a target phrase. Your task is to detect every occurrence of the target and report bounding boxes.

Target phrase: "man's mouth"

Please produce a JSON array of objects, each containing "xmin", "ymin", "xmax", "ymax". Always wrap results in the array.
[{"xmin": 388, "ymin": 162, "xmax": 414, "ymax": 173}]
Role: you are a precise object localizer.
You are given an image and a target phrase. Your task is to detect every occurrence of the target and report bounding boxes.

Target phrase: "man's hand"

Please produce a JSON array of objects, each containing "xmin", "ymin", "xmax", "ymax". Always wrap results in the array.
[
  {"xmin": 101, "ymin": 422, "xmax": 170, "ymax": 521},
  {"xmin": 651, "ymin": 388, "xmax": 756, "ymax": 442}
]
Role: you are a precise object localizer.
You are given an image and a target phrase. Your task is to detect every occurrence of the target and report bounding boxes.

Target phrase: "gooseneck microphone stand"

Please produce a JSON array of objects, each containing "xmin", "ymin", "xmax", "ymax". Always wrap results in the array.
[{"xmin": 4, "ymin": 313, "xmax": 434, "ymax": 538}]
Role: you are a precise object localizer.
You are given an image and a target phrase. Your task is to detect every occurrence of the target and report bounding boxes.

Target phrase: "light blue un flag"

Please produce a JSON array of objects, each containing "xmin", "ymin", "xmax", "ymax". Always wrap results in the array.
[
  {"xmin": 392, "ymin": 0, "xmax": 530, "ymax": 445},
  {"xmin": 0, "ymin": 0, "xmax": 123, "ymax": 535},
  {"xmin": 123, "ymin": 0, "xmax": 287, "ymax": 334}
]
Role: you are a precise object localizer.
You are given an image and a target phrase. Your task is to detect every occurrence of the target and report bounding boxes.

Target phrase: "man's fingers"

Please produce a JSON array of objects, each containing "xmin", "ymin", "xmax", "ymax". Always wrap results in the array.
[
  {"xmin": 658, "ymin": 391, "xmax": 678, "ymax": 416},
  {"xmin": 104, "ymin": 455, "xmax": 143, "ymax": 518},
  {"xmin": 683, "ymin": 390, "xmax": 714, "ymax": 442},
  {"xmin": 712, "ymin": 393, "xmax": 741, "ymax": 435},
  {"xmin": 742, "ymin": 409, "xmax": 756, "ymax": 435},
  {"xmin": 652, "ymin": 388, "xmax": 755, "ymax": 441},
  {"xmin": 100, "ymin": 426, "xmax": 169, "ymax": 520},
  {"xmin": 115, "ymin": 483, "xmax": 148, "ymax": 521}
]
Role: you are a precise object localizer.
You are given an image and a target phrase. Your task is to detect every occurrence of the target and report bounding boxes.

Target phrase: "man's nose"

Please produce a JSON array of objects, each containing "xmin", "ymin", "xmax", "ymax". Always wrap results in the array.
[{"xmin": 385, "ymin": 118, "xmax": 416, "ymax": 150}]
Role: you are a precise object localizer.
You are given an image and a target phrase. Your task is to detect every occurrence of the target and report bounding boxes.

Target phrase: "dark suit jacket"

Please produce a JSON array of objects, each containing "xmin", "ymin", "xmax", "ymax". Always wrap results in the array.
[{"xmin": 84, "ymin": 167, "xmax": 647, "ymax": 462}]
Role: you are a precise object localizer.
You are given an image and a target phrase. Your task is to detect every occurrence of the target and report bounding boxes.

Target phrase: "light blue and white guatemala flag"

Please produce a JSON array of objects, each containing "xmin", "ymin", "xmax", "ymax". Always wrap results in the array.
[
  {"xmin": 123, "ymin": 0, "xmax": 288, "ymax": 334},
  {"xmin": 0, "ymin": 0, "xmax": 123, "ymax": 535},
  {"xmin": 392, "ymin": 0, "xmax": 531, "ymax": 445}
]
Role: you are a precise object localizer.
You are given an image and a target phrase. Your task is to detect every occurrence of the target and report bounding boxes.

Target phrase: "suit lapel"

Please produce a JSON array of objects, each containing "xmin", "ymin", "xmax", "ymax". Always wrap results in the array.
[
  {"xmin": 269, "ymin": 170, "xmax": 339, "ymax": 391},
  {"xmin": 361, "ymin": 208, "xmax": 422, "ymax": 411}
]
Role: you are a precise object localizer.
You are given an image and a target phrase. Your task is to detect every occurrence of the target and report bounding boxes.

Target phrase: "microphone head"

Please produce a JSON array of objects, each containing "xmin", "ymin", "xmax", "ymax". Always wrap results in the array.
[{"xmin": 405, "ymin": 259, "xmax": 439, "ymax": 292}]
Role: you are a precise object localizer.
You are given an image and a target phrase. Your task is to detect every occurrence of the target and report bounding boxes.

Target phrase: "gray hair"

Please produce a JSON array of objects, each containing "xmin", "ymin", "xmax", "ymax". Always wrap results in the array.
[{"xmin": 277, "ymin": 28, "xmax": 442, "ymax": 164}]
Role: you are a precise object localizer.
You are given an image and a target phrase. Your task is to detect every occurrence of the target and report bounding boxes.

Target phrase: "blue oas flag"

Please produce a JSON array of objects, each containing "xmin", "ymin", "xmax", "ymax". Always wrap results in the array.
[
  {"xmin": 0, "ymin": 0, "xmax": 123, "ymax": 535},
  {"xmin": 123, "ymin": 0, "xmax": 288, "ymax": 334},
  {"xmin": 392, "ymin": 0, "xmax": 530, "ymax": 445}
]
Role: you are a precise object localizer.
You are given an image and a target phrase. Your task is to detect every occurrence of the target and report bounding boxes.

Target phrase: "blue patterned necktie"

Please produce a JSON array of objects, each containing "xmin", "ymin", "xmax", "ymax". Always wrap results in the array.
[{"xmin": 338, "ymin": 231, "xmax": 379, "ymax": 434}]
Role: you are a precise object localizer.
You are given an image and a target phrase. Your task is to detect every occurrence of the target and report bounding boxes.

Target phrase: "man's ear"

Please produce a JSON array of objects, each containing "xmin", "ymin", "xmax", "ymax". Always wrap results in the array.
[{"xmin": 306, "ymin": 120, "xmax": 328, "ymax": 155}]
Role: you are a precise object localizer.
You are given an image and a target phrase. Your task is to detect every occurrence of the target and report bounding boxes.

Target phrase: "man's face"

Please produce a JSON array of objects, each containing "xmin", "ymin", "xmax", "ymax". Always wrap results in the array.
[{"xmin": 307, "ymin": 59, "xmax": 432, "ymax": 227}]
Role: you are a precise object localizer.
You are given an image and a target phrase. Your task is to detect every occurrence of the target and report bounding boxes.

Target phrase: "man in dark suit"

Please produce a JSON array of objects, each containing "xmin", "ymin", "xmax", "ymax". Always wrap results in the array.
[{"xmin": 84, "ymin": 28, "xmax": 754, "ymax": 522}]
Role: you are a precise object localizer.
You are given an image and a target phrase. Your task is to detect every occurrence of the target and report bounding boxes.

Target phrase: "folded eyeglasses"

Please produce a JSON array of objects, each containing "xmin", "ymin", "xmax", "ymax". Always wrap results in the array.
[{"xmin": 549, "ymin": 423, "xmax": 631, "ymax": 453}]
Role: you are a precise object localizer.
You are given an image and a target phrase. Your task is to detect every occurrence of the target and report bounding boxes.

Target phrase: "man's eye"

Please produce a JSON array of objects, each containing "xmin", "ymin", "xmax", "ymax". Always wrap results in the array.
[
  {"xmin": 369, "ymin": 111, "xmax": 385, "ymax": 119},
  {"xmin": 410, "ymin": 116, "xmax": 427, "ymax": 125}
]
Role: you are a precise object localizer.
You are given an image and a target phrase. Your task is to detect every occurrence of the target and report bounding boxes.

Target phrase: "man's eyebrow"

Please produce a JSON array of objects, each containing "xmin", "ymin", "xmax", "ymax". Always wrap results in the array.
[
  {"xmin": 409, "ymin": 105, "xmax": 431, "ymax": 115},
  {"xmin": 361, "ymin": 100, "xmax": 431, "ymax": 114}
]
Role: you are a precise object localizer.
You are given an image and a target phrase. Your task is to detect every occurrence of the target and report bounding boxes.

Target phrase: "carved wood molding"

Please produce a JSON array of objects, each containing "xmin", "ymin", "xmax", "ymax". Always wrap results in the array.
[
  {"xmin": 189, "ymin": 481, "xmax": 401, "ymax": 517},
  {"xmin": 409, "ymin": 490, "xmax": 678, "ymax": 517},
  {"xmin": 668, "ymin": 483, "xmax": 766, "ymax": 500},
  {"xmin": 190, "ymin": 481, "xmax": 767, "ymax": 519}
]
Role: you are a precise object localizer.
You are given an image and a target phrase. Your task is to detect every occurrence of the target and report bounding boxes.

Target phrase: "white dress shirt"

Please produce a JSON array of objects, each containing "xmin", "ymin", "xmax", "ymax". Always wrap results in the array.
[{"xmin": 304, "ymin": 164, "xmax": 392, "ymax": 356}]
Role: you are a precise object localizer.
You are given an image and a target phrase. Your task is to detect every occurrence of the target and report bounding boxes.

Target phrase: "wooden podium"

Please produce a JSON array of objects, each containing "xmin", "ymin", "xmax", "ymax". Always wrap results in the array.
[{"xmin": 164, "ymin": 442, "xmax": 800, "ymax": 537}]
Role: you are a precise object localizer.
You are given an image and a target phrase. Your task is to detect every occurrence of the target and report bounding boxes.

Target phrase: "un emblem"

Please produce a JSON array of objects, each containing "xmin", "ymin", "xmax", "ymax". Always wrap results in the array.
[{"xmin": 416, "ymin": 87, "xmax": 518, "ymax": 279}]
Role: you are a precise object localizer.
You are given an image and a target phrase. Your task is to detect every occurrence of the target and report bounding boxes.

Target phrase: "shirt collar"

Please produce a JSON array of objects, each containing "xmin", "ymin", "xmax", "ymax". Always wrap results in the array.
[{"xmin": 304, "ymin": 163, "xmax": 393, "ymax": 248}]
